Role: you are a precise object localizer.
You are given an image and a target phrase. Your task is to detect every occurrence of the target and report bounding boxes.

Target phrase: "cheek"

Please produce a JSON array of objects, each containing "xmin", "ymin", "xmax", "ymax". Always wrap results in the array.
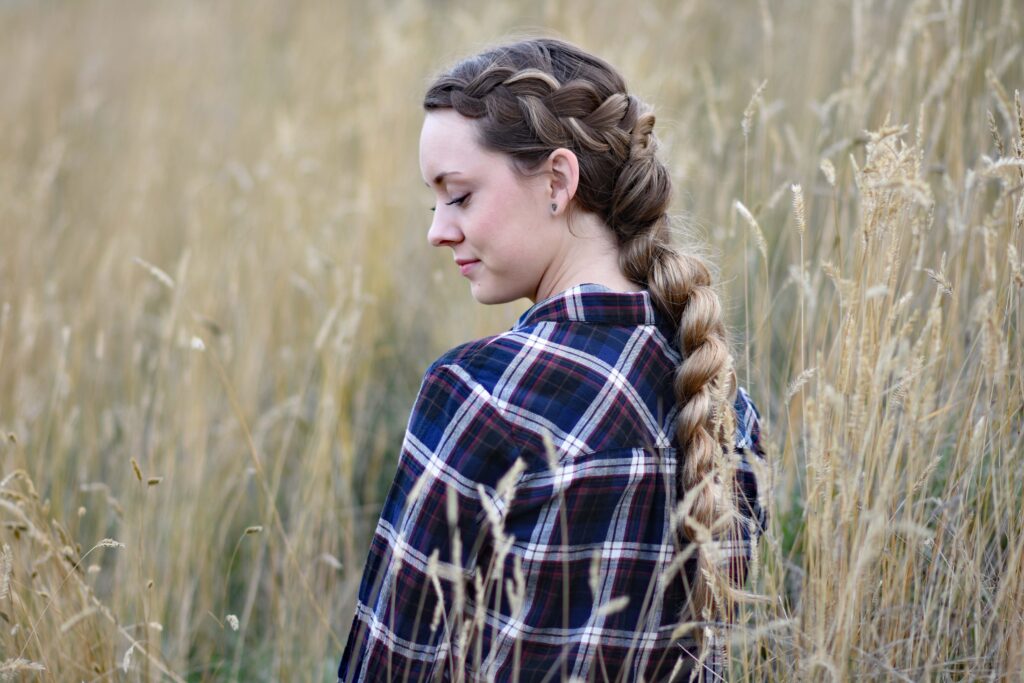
[
  {"xmin": 472, "ymin": 180, "xmax": 546, "ymax": 268},
  {"xmin": 474, "ymin": 193, "xmax": 524, "ymax": 245},
  {"xmin": 483, "ymin": 195, "xmax": 522, "ymax": 228}
]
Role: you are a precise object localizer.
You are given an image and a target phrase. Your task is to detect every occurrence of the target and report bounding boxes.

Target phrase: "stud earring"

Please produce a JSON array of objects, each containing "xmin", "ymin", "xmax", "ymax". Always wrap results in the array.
[{"xmin": 551, "ymin": 203, "xmax": 558, "ymax": 213}]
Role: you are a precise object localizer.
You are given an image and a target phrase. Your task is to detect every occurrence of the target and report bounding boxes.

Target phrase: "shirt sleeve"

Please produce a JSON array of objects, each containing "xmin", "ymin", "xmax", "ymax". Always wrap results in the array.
[
  {"xmin": 337, "ymin": 359, "xmax": 521, "ymax": 683},
  {"xmin": 720, "ymin": 386, "xmax": 770, "ymax": 598}
]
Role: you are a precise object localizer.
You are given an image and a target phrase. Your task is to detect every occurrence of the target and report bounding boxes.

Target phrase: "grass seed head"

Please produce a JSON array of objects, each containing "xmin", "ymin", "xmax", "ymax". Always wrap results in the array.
[
  {"xmin": 742, "ymin": 79, "xmax": 768, "ymax": 138},
  {"xmin": 820, "ymin": 158, "xmax": 837, "ymax": 186},
  {"xmin": 791, "ymin": 184, "xmax": 807, "ymax": 235}
]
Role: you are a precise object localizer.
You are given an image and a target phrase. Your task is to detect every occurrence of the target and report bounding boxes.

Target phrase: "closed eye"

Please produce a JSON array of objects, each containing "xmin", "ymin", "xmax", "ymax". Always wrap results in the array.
[{"xmin": 429, "ymin": 194, "xmax": 469, "ymax": 212}]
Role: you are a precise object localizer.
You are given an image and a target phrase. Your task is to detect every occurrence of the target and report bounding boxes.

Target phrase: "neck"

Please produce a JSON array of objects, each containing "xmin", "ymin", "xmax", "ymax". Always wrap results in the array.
[{"xmin": 531, "ymin": 211, "xmax": 642, "ymax": 303}]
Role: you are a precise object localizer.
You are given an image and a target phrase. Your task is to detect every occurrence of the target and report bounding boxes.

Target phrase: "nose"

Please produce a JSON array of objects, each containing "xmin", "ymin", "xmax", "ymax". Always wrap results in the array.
[{"xmin": 427, "ymin": 207, "xmax": 463, "ymax": 248}]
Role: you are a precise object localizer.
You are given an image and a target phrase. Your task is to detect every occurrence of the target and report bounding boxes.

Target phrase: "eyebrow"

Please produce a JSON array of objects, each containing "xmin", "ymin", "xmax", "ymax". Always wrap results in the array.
[{"xmin": 423, "ymin": 171, "xmax": 462, "ymax": 187}]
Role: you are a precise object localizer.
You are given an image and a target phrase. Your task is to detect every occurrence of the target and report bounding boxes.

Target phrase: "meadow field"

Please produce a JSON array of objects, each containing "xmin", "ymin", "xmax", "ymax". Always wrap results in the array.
[{"xmin": 0, "ymin": 0, "xmax": 1021, "ymax": 680}]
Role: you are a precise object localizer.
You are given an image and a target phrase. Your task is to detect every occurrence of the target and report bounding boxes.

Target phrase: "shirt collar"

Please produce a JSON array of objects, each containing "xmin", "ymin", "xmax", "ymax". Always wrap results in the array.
[{"xmin": 512, "ymin": 283, "xmax": 663, "ymax": 331}]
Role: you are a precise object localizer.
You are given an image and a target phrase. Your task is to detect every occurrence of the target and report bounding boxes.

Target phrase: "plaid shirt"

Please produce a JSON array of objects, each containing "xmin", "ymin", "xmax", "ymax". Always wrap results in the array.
[{"xmin": 338, "ymin": 283, "xmax": 768, "ymax": 683}]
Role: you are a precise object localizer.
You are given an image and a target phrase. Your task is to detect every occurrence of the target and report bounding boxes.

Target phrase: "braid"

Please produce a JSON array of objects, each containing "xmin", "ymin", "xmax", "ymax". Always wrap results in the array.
[
  {"xmin": 612, "ymin": 122, "xmax": 741, "ymax": 633},
  {"xmin": 423, "ymin": 36, "xmax": 742, "ymax": 645},
  {"xmin": 613, "ymin": 114, "xmax": 741, "ymax": 628},
  {"xmin": 621, "ymin": 226, "xmax": 740, "ymax": 629}
]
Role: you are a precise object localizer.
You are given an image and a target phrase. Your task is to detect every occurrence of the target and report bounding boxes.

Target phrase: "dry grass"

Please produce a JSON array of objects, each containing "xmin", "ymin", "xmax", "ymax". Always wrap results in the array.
[{"xmin": 0, "ymin": 0, "xmax": 1021, "ymax": 680}]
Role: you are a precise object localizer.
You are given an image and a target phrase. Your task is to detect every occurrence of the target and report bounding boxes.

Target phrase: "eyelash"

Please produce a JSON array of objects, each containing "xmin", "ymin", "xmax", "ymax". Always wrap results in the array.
[{"xmin": 429, "ymin": 194, "xmax": 469, "ymax": 212}]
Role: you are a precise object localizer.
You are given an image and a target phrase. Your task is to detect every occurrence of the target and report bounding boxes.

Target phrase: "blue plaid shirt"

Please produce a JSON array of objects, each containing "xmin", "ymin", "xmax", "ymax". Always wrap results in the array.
[{"xmin": 338, "ymin": 283, "xmax": 768, "ymax": 682}]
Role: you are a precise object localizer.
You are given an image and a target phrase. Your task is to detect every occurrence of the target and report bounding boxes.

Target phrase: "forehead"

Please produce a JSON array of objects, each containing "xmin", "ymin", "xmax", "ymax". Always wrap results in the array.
[{"xmin": 419, "ymin": 110, "xmax": 501, "ymax": 181}]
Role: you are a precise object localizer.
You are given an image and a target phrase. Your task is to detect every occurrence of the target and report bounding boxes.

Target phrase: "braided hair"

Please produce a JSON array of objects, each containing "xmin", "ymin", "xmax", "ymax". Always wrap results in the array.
[{"xmin": 423, "ymin": 37, "xmax": 741, "ymax": 639}]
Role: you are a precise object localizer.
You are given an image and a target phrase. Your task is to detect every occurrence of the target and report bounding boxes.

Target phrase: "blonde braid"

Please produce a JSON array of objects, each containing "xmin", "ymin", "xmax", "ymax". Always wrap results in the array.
[{"xmin": 619, "ymin": 218, "xmax": 740, "ymax": 631}]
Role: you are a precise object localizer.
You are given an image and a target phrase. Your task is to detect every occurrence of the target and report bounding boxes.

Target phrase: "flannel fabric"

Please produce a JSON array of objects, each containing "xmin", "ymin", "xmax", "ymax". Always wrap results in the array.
[{"xmin": 338, "ymin": 283, "xmax": 768, "ymax": 683}]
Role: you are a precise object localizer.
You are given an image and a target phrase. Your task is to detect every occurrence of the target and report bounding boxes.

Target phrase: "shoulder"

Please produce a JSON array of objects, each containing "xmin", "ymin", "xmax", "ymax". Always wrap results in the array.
[
  {"xmin": 427, "ymin": 333, "xmax": 506, "ymax": 374},
  {"xmin": 423, "ymin": 329, "xmax": 536, "ymax": 393},
  {"xmin": 407, "ymin": 332, "xmax": 526, "ymax": 434},
  {"xmin": 407, "ymin": 334, "xmax": 529, "ymax": 469}
]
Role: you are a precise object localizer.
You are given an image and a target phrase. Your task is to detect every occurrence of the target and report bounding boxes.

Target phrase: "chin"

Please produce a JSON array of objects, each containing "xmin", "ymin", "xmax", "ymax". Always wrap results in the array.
[
  {"xmin": 469, "ymin": 289, "xmax": 504, "ymax": 306},
  {"xmin": 469, "ymin": 282, "xmax": 520, "ymax": 306}
]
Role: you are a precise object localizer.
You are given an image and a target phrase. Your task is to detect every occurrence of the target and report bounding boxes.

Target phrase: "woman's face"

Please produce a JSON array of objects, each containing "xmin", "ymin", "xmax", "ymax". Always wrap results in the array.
[{"xmin": 419, "ymin": 109, "xmax": 561, "ymax": 305}]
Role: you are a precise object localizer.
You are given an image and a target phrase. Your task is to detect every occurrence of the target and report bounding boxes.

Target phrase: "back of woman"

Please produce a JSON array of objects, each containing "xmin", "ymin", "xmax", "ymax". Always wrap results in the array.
[{"xmin": 337, "ymin": 37, "xmax": 768, "ymax": 683}]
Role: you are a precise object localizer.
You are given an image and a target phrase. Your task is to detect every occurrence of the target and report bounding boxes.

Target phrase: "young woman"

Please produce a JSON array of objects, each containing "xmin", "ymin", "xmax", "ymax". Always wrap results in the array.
[{"xmin": 338, "ymin": 37, "xmax": 768, "ymax": 683}]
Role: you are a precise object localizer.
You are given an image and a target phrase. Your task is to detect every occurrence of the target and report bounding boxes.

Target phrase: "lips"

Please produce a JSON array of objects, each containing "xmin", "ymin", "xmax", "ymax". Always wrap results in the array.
[{"xmin": 456, "ymin": 259, "xmax": 480, "ymax": 276}]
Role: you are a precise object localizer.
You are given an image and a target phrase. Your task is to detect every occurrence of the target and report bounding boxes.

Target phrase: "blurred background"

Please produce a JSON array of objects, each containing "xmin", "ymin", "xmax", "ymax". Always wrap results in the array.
[{"xmin": 0, "ymin": 0, "xmax": 1021, "ymax": 680}]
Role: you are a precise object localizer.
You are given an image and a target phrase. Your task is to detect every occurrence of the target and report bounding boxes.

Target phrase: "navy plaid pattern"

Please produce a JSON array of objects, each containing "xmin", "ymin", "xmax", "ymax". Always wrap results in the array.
[{"xmin": 338, "ymin": 283, "xmax": 768, "ymax": 682}]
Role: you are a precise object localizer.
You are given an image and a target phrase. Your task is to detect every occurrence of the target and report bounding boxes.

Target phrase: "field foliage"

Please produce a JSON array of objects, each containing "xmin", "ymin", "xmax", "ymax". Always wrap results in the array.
[{"xmin": 0, "ymin": 0, "xmax": 1021, "ymax": 680}]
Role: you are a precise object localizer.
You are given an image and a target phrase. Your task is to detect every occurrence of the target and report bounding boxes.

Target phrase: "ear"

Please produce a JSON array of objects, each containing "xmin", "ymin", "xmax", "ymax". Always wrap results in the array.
[{"xmin": 546, "ymin": 147, "xmax": 579, "ymax": 207}]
